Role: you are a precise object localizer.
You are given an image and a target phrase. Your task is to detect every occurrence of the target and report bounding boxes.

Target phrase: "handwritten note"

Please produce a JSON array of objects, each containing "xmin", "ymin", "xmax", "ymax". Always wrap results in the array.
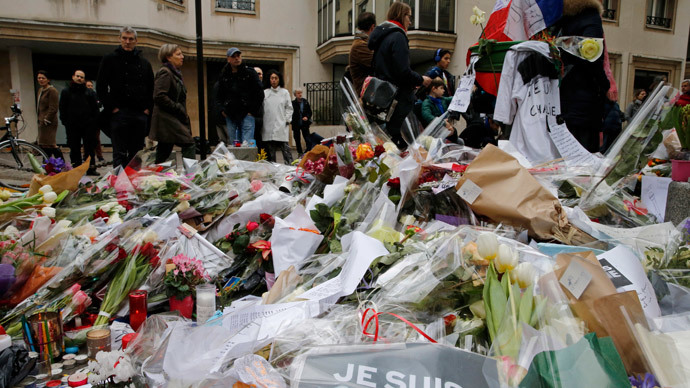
[
  {"xmin": 449, "ymin": 57, "xmax": 477, "ymax": 113},
  {"xmin": 547, "ymin": 118, "xmax": 598, "ymax": 167},
  {"xmin": 457, "ymin": 179, "xmax": 483, "ymax": 204},
  {"xmin": 559, "ymin": 260, "xmax": 592, "ymax": 299},
  {"xmin": 597, "ymin": 245, "xmax": 661, "ymax": 318},
  {"xmin": 641, "ymin": 176, "xmax": 672, "ymax": 222}
]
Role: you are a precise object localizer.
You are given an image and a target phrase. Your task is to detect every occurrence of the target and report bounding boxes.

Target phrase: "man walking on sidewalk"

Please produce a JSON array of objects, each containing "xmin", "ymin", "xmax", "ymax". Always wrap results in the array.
[
  {"xmin": 59, "ymin": 70, "xmax": 100, "ymax": 175},
  {"xmin": 97, "ymin": 26, "xmax": 154, "ymax": 168}
]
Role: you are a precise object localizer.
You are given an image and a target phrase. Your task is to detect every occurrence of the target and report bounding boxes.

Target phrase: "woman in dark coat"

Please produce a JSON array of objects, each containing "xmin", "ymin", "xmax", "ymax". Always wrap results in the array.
[
  {"xmin": 36, "ymin": 70, "xmax": 63, "ymax": 159},
  {"xmin": 150, "ymin": 44, "xmax": 195, "ymax": 164},
  {"xmin": 368, "ymin": 1, "xmax": 430, "ymax": 148},
  {"xmin": 552, "ymin": 0, "xmax": 609, "ymax": 152}
]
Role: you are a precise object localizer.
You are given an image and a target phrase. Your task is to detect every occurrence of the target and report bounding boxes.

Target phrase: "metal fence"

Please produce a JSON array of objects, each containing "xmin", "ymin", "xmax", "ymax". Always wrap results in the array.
[{"xmin": 305, "ymin": 82, "xmax": 343, "ymax": 125}]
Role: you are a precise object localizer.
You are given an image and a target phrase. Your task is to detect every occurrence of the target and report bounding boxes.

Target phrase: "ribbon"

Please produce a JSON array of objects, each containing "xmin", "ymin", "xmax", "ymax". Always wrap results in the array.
[
  {"xmin": 98, "ymin": 311, "xmax": 111, "ymax": 318},
  {"xmin": 623, "ymin": 199, "xmax": 649, "ymax": 216},
  {"xmin": 360, "ymin": 308, "xmax": 437, "ymax": 344},
  {"xmin": 285, "ymin": 168, "xmax": 310, "ymax": 184}
]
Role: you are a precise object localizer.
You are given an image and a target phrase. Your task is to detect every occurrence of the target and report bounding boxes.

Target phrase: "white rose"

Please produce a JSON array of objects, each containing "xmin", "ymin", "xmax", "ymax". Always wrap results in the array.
[
  {"xmin": 4, "ymin": 225, "xmax": 19, "ymax": 237},
  {"xmin": 383, "ymin": 142, "xmax": 398, "ymax": 154},
  {"xmin": 73, "ymin": 224, "xmax": 99, "ymax": 238},
  {"xmin": 41, "ymin": 206, "xmax": 56, "ymax": 218},
  {"xmin": 0, "ymin": 190, "xmax": 11, "ymax": 201},
  {"xmin": 42, "ymin": 191, "xmax": 58, "ymax": 204},
  {"xmin": 107, "ymin": 212, "xmax": 122, "ymax": 225},
  {"xmin": 39, "ymin": 185, "xmax": 53, "ymax": 195}
]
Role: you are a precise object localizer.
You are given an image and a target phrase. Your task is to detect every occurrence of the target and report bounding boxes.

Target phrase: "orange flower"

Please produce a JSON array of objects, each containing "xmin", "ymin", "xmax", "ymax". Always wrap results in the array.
[{"xmin": 355, "ymin": 143, "xmax": 375, "ymax": 161}]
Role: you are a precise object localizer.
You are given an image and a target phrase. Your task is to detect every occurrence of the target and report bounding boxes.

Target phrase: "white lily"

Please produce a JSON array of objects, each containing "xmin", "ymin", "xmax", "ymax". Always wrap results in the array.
[
  {"xmin": 495, "ymin": 243, "xmax": 518, "ymax": 273},
  {"xmin": 41, "ymin": 206, "xmax": 56, "ymax": 218},
  {"xmin": 476, "ymin": 232, "xmax": 499, "ymax": 261},
  {"xmin": 39, "ymin": 185, "xmax": 54, "ymax": 195},
  {"xmin": 42, "ymin": 191, "xmax": 58, "ymax": 204},
  {"xmin": 510, "ymin": 262, "xmax": 536, "ymax": 288}
]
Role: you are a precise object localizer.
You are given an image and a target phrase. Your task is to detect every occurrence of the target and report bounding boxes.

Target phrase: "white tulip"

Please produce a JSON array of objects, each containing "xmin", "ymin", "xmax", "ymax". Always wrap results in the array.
[
  {"xmin": 39, "ymin": 185, "xmax": 54, "ymax": 195},
  {"xmin": 99, "ymin": 202, "xmax": 116, "ymax": 213},
  {"xmin": 469, "ymin": 300, "xmax": 486, "ymax": 319},
  {"xmin": 476, "ymin": 232, "xmax": 499, "ymax": 261},
  {"xmin": 511, "ymin": 262, "xmax": 536, "ymax": 289},
  {"xmin": 42, "ymin": 191, "xmax": 58, "ymax": 204},
  {"xmin": 495, "ymin": 244, "xmax": 518, "ymax": 273},
  {"xmin": 41, "ymin": 206, "xmax": 56, "ymax": 218}
]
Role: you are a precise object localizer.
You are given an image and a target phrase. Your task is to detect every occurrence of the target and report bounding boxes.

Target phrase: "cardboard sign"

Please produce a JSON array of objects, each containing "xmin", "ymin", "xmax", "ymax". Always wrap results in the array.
[{"xmin": 294, "ymin": 343, "xmax": 497, "ymax": 388}]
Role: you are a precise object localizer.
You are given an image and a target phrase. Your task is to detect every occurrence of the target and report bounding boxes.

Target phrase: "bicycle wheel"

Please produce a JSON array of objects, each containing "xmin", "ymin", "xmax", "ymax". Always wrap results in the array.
[{"xmin": 0, "ymin": 141, "xmax": 48, "ymax": 191}]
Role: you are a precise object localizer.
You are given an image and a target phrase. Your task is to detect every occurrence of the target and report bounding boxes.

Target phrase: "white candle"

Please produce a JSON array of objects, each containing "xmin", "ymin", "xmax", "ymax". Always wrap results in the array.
[{"xmin": 195, "ymin": 284, "xmax": 216, "ymax": 324}]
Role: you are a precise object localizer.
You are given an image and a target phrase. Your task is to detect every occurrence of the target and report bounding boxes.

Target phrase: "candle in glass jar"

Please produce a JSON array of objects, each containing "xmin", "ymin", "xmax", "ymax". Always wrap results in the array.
[
  {"xmin": 128, "ymin": 290, "xmax": 147, "ymax": 332},
  {"xmin": 195, "ymin": 284, "xmax": 216, "ymax": 324}
]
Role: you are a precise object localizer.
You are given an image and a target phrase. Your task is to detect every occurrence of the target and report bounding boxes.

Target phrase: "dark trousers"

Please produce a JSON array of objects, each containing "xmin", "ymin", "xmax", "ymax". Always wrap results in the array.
[
  {"xmin": 110, "ymin": 109, "xmax": 147, "ymax": 169},
  {"xmin": 292, "ymin": 124, "xmax": 311, "ymax": 155},
  {"xmin": 155, "ymin": 142, "xmax": 196, "ymax": 164},
  {"xmin": 386, "ymin": 91, "xmax": 415, "ymax": 149},
  {"xmin": 66, "ymin": 125, "xmax": 97, "ymax": 168},
  {"xmin": 564, "ymin": 117, "xmax": 601, "ymax": 153},
  {"xmin": 267, "ymin": 141, "xmax": 292, "ymax": 165}
]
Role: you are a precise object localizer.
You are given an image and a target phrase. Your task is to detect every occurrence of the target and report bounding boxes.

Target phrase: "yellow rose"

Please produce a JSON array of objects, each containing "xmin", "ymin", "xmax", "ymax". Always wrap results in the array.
[{"xmin": 579, "ymin": 38, "xmax": 602, "ymax": 61}]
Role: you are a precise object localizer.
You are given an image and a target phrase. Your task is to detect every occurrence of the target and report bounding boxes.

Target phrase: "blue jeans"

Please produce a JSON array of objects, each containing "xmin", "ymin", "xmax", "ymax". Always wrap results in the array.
[{"xmin": 225, "ymin": 115, "xmax": 255, "ymax": 143}]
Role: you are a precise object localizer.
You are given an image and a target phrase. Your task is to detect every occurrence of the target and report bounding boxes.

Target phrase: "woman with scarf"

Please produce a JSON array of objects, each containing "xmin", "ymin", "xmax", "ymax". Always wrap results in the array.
[
  {"xmin": 368, "ymin": 1, "xmax": 431, "ymax": 148},
  {"xmin": 36, "ymin": 70, "xmax": 63, "ymax": 159},
  {"xmin": 150, "ymin": 44, "xmax": 195, "ymax": 164}
]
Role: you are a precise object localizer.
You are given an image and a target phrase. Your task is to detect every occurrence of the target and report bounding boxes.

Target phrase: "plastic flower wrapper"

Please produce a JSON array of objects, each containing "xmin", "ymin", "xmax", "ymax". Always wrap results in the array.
[
  {"xmin": 332, "ymin": 181, "xmax": 381, "ymax": 240},
  {"xmin": 206, "ymin": 188, "xmax": 298, "ymax": 243},
  {"xmin": 554, "ymin": 36, "xmax": 604, "ymax": 62},
  {"xmin": 270, "ymin": 205, "xmax": 323, "ymax": 278},
  {"xmin": 339, "ymin": 77, "xmax": 380, "ymax": 145},
  {"xmin": 581, "ymin": 84, "xmax": 678, "ymax": 209},
  {"xmin": 178, "ymin": 179, "xmax": 247, "ymax": 232},
  {"xmin": 334, "ymin": 135, "xmax": 356, "ymax": 179},
  {"xmin": 93, "ymin": 217, "xmax": 166, "ymax": 326}
]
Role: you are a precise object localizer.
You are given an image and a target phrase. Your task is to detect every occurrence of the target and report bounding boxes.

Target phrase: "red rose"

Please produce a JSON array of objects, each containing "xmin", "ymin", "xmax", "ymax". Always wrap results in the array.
[
  {"xmin": 387, "ymin": 177, "xmax": 401, "ymax": 189},
  {"xmin": 140, "ymin": 242, "xmax": 159, "ymax": 260},
  {"xmin": 93, "ymin": 209, "xmax": 110, "ymax": 221},
  {"xmin": 246, "ymin": 221, "xmax": 259, "ymax": 232},
  {"xmin": 374, "ymin": 144, "xmax": 385, "ymax": 157},
  {"xmin": 259, "ymin": 213, "xmax": 275, "ymax": 228}
]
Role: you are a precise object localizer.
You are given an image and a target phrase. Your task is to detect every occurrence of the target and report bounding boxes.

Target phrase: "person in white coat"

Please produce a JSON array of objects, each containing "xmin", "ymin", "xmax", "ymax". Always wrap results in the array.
[{"xmin": 262, "ymin": 70, "xmax": 293, "ymax": 164}]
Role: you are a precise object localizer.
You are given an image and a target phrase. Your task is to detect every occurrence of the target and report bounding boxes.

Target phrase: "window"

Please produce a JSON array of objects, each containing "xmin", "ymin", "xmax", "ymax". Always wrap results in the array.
[
  {"xmin": 216, "ymin": 0, "xmax": 255, "ymax": 12},
  {"xmin": 601, "ymin": 0, "xmax": 617, "ymax": 22},
  {"xmin": 646, "ymin": 0, "xmax": 674, "ymax": 29},
  {"xmin": 335, "ymin": 0, "xmax": 353, "ymax": 35},
  {"xmin": 165, "ymin": 0, "xmax": 184, "ymax": 4}
]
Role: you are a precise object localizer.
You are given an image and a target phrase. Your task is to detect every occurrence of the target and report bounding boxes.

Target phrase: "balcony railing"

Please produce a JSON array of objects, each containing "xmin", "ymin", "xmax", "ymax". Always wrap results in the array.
[
  {"xmin": 216, "ymin": 0, "xmax": 255, "ymax": 12},
  {"xmin": 646, "ymin": 15, "xmax": 672, "ymax": 28},
  {"xmin": 164, "ymin": 0, "xmax": 184, "ymax": 4},
  {"xmin": 602, "ymin": 8, "xmax": 616, "ymax": 20}
]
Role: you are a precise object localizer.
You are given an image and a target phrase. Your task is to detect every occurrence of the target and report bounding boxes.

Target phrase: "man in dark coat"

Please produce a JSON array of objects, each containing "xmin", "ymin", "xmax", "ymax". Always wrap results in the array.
[
  {"xmin": 368, "ymin": 2, "xmax": 430, "ymax": 148},
  {"xmin": 348, "ymin": 12, "xmax": 376, "ymax": 95},
  {"xmin": 96, "ymin": 26, "xmax": 154, "ymax": 168},
  {"xmin": 59, "ymin": 69, "xmax": 100, "ymax": 174},
  {"xmin": 215, "ymin": 47, "xmax": 264, "ymax": 146},
  {"xmin": 291, "ymin": 88, "xmax": 312, "ymax": 155},
  {"xmin": 552, "ymin": 0, "xmax": 609, "ymax": 152}
]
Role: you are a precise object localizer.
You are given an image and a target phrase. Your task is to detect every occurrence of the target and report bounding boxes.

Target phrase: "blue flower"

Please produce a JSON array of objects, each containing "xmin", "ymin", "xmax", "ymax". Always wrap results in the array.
[{"xmin": 629, "ymin": 373, "xmax": 660, "ymax": 388}]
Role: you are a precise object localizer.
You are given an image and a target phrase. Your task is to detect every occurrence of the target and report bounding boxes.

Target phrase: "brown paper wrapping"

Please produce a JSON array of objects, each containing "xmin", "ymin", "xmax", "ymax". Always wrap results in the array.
[
  {"xmin": 28, "ymin": 157, "xmax": 90, "ymax": 196},
  {"xmin": 553, "ymin": 251, "xmax": 650, "ymax": 375},
  {"xmin": 297, "ymin": 145, "xmax": 337, "ymax": 183},
  {"xmin": 455, "ymin": 144, "xmax": 597, "ymax": 244}
]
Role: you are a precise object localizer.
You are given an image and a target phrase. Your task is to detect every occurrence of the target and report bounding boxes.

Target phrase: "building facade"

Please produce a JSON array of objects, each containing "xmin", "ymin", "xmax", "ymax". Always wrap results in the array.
[{"xmin": 0, "ymin": 0, "xmax": 687, "ymax": 144}]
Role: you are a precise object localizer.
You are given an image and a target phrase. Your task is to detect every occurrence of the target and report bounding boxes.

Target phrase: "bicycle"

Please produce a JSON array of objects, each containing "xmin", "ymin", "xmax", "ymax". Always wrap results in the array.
[{"xmin": 0, "ymin": 104, "xmax": 48, "ymax": 191}]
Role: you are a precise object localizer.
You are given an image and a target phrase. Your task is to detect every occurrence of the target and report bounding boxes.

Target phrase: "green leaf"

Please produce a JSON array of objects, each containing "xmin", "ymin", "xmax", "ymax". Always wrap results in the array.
[{"xmin": 518, "ymin": 284, "xmax": 534, "ymax": 325}]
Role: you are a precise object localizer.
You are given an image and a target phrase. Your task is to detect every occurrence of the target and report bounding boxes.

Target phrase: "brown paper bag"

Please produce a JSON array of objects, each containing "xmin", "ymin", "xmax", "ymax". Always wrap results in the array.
[
  {"xmin": 28, "ymin": 157, "xmax": 90, "ymax": 196},
  {"xmin": 454, "ymin": 144, "xmax": 568, "ymax": 240},
  {"xmin": 593, "ymin": 291, "xmax": 650, "ymax": 375},
  {"xmin": 553, "ymin": 252, "xmax": 617, "ymax": 337}
]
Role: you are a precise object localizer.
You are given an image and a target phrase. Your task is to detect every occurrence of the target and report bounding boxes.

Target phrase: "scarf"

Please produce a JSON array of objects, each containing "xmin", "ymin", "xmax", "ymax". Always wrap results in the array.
[
  {"xmin": 388, "ymin": 19, "xmax": 406, "ymax": 32},
  {"xmin": 165, "ymin": 62, "xmax": 183, "ymax": 82},
  {"xmin": 429, "ymin": 97, "xmax": 445, "ymax": 114}
]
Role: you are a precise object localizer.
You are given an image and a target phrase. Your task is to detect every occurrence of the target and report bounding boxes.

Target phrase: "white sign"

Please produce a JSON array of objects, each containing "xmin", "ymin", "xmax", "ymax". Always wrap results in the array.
[
  {"xmin": 449, "ymin": 56, "xmax": 478, "ymax": 113},
  {"xmin": 641, "ymin": 176, "xmax": 672, "ymax": 222},
  {"xmin": 547, "ymin": 118, "xmax": 598, "ymax": 167}
]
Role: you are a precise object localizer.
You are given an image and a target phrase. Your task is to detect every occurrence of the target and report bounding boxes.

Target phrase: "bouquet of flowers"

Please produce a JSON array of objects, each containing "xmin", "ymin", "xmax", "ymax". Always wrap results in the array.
[
  {"xmin": 163, "ymin": 253, "xmax": 210, "ymax": 301},
  {"xmin": 42, "ymin": 157, "xmax": 72, "ymax": 176},
  {"xmin": 88, "ymin": 350, "xmax": 136, "ymax": 388}
]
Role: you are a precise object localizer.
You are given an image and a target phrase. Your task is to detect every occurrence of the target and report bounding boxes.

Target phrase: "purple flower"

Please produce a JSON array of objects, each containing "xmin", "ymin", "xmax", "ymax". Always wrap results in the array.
[
  {"xmin": 629, "ymin": 373, "xmax": 660, "ymax": 388},
  {"xmin": 42, "ymin": 157, "xmax": 72, "ymax": 175}
]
